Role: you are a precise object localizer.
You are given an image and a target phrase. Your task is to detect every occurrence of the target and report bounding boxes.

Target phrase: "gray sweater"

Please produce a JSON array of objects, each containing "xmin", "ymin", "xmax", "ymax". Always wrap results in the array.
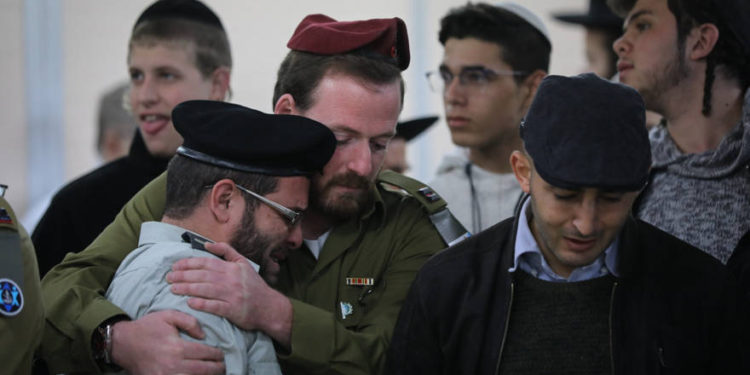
[{"xmin": 636, "ymin": 90, "xmax": 750, "ymax": 264}]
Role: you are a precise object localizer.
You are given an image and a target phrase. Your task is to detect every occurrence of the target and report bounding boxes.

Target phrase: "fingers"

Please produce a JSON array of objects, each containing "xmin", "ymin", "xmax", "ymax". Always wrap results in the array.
[
  {"xmin": 171, "ymin": 256, "xmax": 228, "ymax": 272},
  {"xmin": 186, "ymin": 297, "xmax": 232, "ymax": 318},
  {"xmin": 165, "ymin": 310, "xmax": 205, "ymax": 340},
  {"xmin": 204, "ymin": 241, "xmax": 246, "ymax": 262},
  {"xmin": 181, "ymin": 340, "xmax": 224, "ymax": 361}
]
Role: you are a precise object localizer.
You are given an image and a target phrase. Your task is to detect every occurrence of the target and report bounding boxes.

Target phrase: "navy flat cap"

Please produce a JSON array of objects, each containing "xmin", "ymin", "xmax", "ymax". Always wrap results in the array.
[
  {"xmin": 134, "ymin": 0, "xmax": 224, "ymax": 31},
  {"xmin": 172, "ymin": 101, "xmax": 336, "ymax": 176},
  {"xmin": 520, "ymin": 73, "xmax": 650, "ymax": 191}
]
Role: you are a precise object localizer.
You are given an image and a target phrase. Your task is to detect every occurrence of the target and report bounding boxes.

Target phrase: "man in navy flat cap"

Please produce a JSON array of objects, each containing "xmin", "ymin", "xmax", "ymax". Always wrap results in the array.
[
  {"xmin": 41, "ymin": 12, "xmax": 466, "ymax": 375},
  {"xmin": 387, "ymin": 73, "xmax": 742, "ymax": 374}
]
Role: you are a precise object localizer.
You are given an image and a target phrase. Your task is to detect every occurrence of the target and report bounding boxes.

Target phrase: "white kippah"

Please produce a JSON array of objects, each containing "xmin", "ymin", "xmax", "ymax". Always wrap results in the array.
[{"xmin": 494, "ymin": 2, "xmax": 551, "ymax": 47}]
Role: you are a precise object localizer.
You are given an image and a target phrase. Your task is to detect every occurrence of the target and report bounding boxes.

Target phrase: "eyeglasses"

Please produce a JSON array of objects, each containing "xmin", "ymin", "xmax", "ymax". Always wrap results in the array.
[
  {"xmin": 425, "ymin": 67, "xmax": 527, "ymax": 94},
  {"xmin": 235, "ymin": 184, "xmax": 303, "ymax": 227}
]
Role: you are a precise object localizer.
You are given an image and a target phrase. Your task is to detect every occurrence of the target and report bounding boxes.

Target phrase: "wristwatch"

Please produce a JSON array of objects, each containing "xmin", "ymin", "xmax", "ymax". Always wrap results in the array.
[{"xmin": 92, "ymin": 320, "xmax": 121, "ymax": 370}]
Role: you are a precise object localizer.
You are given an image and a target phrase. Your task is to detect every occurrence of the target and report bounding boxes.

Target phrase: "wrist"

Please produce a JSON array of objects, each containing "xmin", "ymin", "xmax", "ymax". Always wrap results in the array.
[{"xmin": 92, "ymin": 318, "xmax": 126, "ymax": 371}]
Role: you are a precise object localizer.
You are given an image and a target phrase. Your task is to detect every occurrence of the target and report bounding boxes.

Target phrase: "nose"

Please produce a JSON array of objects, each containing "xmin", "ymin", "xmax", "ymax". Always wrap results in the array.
[
  {"xmin": 133, "ymin": 77, "xmax": 159, "ymax": 107},
  {"xmin": 613, "ymin": 33, "xmax": 629, "ymax": 58},
  {"xmin": 346, "ymin": 141, "xmax": 373, "ymax": 177},
  {"xmin": 572, "ymin": 199, "xmax": 597, "ymax": 237},
  {"xmin": 286, "ymin": 223, "xmax": 303, "ymax": 249},
  {"xmin": 444, "ymin": 76, "xmax": 466, "ymax": 105}
]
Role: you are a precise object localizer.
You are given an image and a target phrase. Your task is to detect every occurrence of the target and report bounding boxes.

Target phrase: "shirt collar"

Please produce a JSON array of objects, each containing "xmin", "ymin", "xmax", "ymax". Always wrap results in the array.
[
  {"xmin": 139, "ymin": 221, "xmax": 260, "ymax": 272},
  {"xmin": 510, "ymin": 199, "xmax": 620, "ymax": 282}
]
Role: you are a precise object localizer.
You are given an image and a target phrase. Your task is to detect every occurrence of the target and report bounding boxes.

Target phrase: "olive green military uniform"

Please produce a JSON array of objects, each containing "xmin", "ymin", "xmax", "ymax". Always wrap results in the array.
[
  {"xmin": 40, "ymin": 171, "xmax": 465, "ymax": 374},
  {"xmin": 1, "ymin": 195, "xmax": 45, "ymax": 374}
]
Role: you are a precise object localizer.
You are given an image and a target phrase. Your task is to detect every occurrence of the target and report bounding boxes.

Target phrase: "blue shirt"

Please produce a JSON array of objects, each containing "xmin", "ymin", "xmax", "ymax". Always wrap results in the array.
[{"xmin": 509, "ymin": 200, "xmax": 620, "ymax": 282}]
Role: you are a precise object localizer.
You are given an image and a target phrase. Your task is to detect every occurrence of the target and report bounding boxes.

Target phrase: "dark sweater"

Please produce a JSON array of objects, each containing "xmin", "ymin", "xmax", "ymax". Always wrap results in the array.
[
  {"xmin": 498, "ymin": 271, "xmax": 615, "ymax": 374},
  {"xmin": 32, "ymin": 131, "xmax": 169, "ymax": 276}
]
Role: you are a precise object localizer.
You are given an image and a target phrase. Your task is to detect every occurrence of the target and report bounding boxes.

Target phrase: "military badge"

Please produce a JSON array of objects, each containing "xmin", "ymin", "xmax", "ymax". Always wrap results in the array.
[
  {"xmin": 340, "ymin": 302, "xmax": 353, "ymax": 320},
  {"xmin": 0, "ymin": 279, "xmax": 23, "ymax": 316},
  {"xmin": 417, "ymin": 187, "xmax": 441, "ymax": 203}
]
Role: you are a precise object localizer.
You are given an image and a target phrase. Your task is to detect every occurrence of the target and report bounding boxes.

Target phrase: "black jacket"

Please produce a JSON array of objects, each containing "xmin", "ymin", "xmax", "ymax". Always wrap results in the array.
[
  {"xmin": 32, "ymin": 131, "xmax": 169, "ymax": 277},
  {"xmin": 388, "ymin": 209, "xmax": 742, "ymax": 374}
]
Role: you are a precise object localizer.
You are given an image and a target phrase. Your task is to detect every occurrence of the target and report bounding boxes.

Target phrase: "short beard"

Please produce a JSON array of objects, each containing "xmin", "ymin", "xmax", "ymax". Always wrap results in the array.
[
  {"xmin": 229, "ymin": 202, "xmax": 274, "ymax": 264},
  {"xmin": 312, "ymin": 171, "xmax": 373, "ymax": 221},
  {"xmin": 640, "ymin": 43, "xmax": 690, "ymax": 114}
]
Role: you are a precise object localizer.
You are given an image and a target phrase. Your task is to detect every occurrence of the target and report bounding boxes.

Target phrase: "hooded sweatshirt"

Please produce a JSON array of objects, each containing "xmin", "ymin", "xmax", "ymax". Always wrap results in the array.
[
  {"xmin": 636, "ymin": 90, "xmax": 750, "ymax": 264},
  {"xmin": 429, "ymin": 149, "xmax": 523, "ymax": 234}
]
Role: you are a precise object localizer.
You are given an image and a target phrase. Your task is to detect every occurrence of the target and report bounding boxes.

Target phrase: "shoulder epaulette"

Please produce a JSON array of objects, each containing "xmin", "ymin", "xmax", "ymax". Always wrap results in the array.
[
  {"xmin": 377, "ymin": 170, "xmax": 470, "ymax": 246},
  {"xmin": 377, "ymin": 170, "xmax": 446, "ymax": 214}
]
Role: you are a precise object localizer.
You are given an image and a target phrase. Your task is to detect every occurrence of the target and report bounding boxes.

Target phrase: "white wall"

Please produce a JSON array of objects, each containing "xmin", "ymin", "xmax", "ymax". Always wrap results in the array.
[{"xmin": 0, "ymin": 0, "xmax": 589, "ymax": 219}]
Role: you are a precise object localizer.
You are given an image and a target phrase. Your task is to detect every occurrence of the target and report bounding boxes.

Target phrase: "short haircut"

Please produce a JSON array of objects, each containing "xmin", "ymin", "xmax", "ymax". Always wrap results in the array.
[
  {"xmin": 129, "ymin": 18, "xmax": 232, "ymax": 78},
  {"xmin": 608, "ymin": 0, "xmax": 750, "ymax": 114},
  {"xmin": 96, "ymin": 82, "xmax": 136, "ymax": 151},
  {"xmin": 165, "ymin": 155, "xmax": 278, "ymax": 220},
  {"xmin": 438, "ymin": 3, "xmax": 551, "ymax": 83},
  {"xmin": 272, "ymin": 51, "xmax": 404, "ymax": 111}
]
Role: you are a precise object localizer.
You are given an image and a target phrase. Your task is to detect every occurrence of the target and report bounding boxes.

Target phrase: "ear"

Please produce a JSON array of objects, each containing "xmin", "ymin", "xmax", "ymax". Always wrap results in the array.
[
  {"xmin": 209, "ymin": 67, "xmax": 232, "ymax": 101},
  {"xmin": 510, "ymin": 150, "xmax": 532, "ymax": 194},
  {"xmin": 519, "ymin": 70, "xmax": 547, "ymax": 112},
  {"xmin": 687, "ymin": 23, "xmax": 719, "ymax": 61},
  {"xmin": 208, "ymin": 179, "xmax": 240, "ymax": 223},
  {"xmin": 274, "ymin": 93, "xmax": 298, "ymax": 115}
]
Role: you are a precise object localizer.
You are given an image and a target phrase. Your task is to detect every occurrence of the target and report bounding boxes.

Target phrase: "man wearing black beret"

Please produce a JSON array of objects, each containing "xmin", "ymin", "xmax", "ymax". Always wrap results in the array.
[
  {"xmin": 387, "ymin": 74, "xmax": 742, "ymax": 374},
  {"xmin": 101, "ymin": 101, "xmax": 334, "ymax": 374},
  {"xmin": 41, "ymin": 12, "xmax": 466, "ymax": 375}
]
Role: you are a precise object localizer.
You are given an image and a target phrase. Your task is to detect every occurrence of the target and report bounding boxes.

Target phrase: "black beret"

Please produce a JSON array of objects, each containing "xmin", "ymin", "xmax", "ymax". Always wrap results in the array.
[
  {"xmin": 520, "ymin": 73, "xmax": 650, "ymax": 191},
  {"xmin": 395, "ymin": 116, "xmax": 438, "ymax": 141},
  {"xmin": 172, "ymin": 101, "xmax": 335, "ymax": 176},
  {"xmin": 134, "ymin": 0, "xmax": 224, "ymax": 31},
  {"xmin": 287, "ymin": 14, "xmax": 410, "ymax": 71}
]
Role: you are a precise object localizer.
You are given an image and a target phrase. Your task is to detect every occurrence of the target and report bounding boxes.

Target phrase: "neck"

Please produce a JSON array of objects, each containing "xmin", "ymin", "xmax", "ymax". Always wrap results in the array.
[
  {"xmin": 658, "ymin": 72, "xmax": 744, "ymax": 154},
  {"xmin": 162, "ymin": 213, "xmax": 228, "ymax": 243},
  {"xmin": 468, "ymin": 137, "xmax": 522, "ymax": 174}
]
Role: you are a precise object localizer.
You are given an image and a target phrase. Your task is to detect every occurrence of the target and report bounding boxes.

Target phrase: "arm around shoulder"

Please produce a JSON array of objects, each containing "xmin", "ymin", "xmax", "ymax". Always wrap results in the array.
[{"xmin": 39, "ymin": 172, "xmax": 168, "ymax": 373}]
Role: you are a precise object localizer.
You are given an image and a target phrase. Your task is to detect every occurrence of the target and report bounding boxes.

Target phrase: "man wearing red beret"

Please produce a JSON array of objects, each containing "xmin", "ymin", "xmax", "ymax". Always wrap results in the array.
[{"xmin": 41, "ymin": 12, "xmax": 466, "ymax": 375}]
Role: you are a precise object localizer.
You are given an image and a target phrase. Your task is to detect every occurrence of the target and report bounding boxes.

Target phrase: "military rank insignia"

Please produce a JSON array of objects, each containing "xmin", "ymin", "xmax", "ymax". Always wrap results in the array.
[
  {"xmin": 417, "ymin": 187, "xmax": 441, "ymax": 203},
  {"xmin": 0, "ymin": 208, "xmax": 12, "ymax": 225},
  {"xmin": 0, "ymin": 279, "xmax": 23, "ymax": 317}
]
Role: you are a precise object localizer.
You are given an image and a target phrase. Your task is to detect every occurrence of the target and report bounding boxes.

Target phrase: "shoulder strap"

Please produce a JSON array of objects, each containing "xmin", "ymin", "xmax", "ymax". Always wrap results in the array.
[
  {"xmin": 377, "ymin": 170, "xmax": 470, "ymax": 246},
  {"xmin": 0, "ymin": 196, "xmax": 27, "ymax": 316}
]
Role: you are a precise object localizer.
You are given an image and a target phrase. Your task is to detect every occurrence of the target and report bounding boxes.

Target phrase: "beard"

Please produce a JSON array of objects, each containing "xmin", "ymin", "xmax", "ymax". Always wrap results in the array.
[
  {"xmin": 311, "ymin": 171, "xmax": 373, "ymax": 220},
  {"xmin": 229, "ymin": 203, "xmax": 286, "ymax": 283},
  {"xmin": 639, "ymin": 44, "xmax": 690, "ymax": 114}
]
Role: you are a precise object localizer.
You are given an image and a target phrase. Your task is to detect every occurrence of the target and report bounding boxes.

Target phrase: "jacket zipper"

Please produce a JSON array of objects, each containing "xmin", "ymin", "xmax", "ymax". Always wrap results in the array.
[
  {"xmin": 494, "ymin": 281, "xmax": 514, "ymax": 375},
  {"xmin": 609, "ymin": 281, "xmax": 618, "ymax": 375}
]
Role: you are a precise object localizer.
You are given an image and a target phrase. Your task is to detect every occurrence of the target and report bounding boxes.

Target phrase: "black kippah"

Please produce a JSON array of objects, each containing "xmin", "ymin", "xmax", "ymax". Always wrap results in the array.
[
  {"xmin": 134, "ymin": 0, "xmax": 224, "ymax": 31},
  {"xmin": 172, "ymin": 100, "xmax": 336, "ymax": 176}
]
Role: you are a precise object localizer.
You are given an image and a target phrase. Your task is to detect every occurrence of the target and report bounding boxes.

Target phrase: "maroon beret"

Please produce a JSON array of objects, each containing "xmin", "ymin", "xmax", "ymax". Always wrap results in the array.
[{"xmin": 287, "ymin": 14, "xmax": 410, "ymax": 71}]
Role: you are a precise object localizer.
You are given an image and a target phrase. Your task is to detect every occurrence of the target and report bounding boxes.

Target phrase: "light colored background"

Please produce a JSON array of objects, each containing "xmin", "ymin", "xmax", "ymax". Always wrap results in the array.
[{"xmin": 0, "ymin": 0, "xmax": 590, "ymax": 222}]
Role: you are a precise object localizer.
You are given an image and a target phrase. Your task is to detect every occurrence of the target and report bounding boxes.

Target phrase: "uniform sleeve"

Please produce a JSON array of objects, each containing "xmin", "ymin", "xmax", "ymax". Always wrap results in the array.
[
  {"xmin": 0, "ymin": 205, "xmax": 45, "ymax": 374},
  {"xmin": 279, "ymin": 198, "xmax": 447, "ymax": 375},
  {"xmin": 39, "ymin": 173, "xmax": 168, "ymax": 373}
]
